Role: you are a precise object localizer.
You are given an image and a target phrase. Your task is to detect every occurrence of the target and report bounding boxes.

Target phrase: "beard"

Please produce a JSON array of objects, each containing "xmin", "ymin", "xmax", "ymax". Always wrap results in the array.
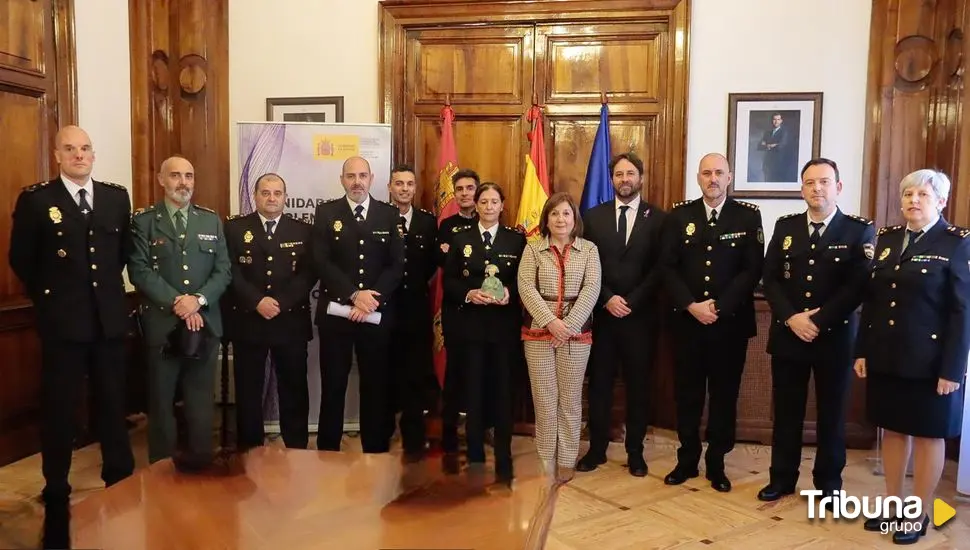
[{"xmin": 167, "ymin": 187, "xmax": 193, "ymax": 204}]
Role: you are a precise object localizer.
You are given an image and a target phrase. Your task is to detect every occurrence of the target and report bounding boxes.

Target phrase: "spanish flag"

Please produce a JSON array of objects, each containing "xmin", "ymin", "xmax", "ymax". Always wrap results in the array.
[
  {"xmin": 430, "ymin": 103, "xmax": 459, "ymax": 388},
  {"xmin": 516, "ymin": 105, "xmax": 550, "ymax": 242}
]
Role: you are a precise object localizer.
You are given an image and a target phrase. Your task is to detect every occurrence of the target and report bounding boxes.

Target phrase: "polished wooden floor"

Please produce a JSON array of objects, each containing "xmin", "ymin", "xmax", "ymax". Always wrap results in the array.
[{"xmin": 2, "ymin": 420, "xmax": 970, "ymax": 549}]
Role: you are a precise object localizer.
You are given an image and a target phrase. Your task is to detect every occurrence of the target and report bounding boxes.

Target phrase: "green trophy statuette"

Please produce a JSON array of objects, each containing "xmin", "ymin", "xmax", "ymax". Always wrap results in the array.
[{"xmin": 481, "ymin": 264, "xmax": 505, "ymax": 300}]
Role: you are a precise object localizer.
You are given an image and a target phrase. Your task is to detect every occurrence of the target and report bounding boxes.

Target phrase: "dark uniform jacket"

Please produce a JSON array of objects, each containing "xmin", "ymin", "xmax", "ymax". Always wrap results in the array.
[
  {"xmin": 763, "ymin": 209, "xmax": 876, "ymax": 361},
  {"xmin": 662, "ymin": 198, "xmax": 764, "ymax": 337},
  {"xmin": 128, "ymin": 202, "xmax": 232, "ymax": 346},
  {"xmin": 9, "ymin": 178, "xmax": 132, "ymax": 342},
  {"xmin": 583, "ymin": 200, "xmax": 667, "ymax": 315},
  {"xmin": 396, "ymin": 207, "xmax": 438, "ymax": 328},
  {"xmin": 435, "ymin": 212, "xmax": 478, "ymax": 340},
  {"xmin": 311, "ymin": 196, "xmax": 405, "ymax": 327},
  {"xmin": 443, "ymin": 225, "xmax": 526, "ymax": 343},
  {"xmin": 224, "ymin": 212, "xmax": 316, "ymax": 344},
  {"xmin": 856, "ymin": 219, "xmax": 970, "ymax": 382}
]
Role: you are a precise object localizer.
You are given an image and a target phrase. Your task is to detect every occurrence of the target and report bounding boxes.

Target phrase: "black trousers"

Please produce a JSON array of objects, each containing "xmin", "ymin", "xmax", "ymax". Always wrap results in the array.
[
  {"xmin": 460, "ymin": 340, "xmax": 513, "ymax": 475},
  {"xmin": 672, "ymin": 322, "xmax": 748, "ymax": 472},
  {"xmin": 440, "ymin": 339, "xmax": 465, "ymax": 453},
  {"xmin": 769, "ymin": 353, "xmax": 852, "ymax": 491},
  {"xmin": 233, "ymin": 341, "xmax": 309, "ymax": 450},
  {"xmin": 587, "ymin": 315, "xmax": 654, "ymax": 456},
  {"xmin": 40, "ymin": 337, "xmax": 134, "ymax": 503},
  {"xmin": 318, "ymin": 320, "xmax": 390, "ymax": 453},
  {"xmin": 387, "ymin": 318, "xmax": 433, "ymax": 453}
]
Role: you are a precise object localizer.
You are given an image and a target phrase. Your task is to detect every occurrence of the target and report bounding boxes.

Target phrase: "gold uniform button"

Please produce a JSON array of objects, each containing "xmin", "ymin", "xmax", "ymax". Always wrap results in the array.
[
  {"xmin": 266, "ymin": 285, "xmax": 272, "ymax": 290},
  {"xmin": 359, "ymin": 239, "xmax": 364, "ymax": 245},
  {"xmin": 804, "ymin": 308, "xmax": 810, "ymax": 312},
  {"xmin": 359, "ymin": 269, "xmax": 364, "ymax": 274},
  {"xmin": 267, "ymin": 256, "xmax": 273, "ymax": 261},
  {"xmin": 358, "ymin": 283, "xmax": 364, "ymax": 288},
  {"xmin": 183, "ymin": 279, "xmax": 190, "ymax": 285},
  {"xmin": 267, "ymin": 271, "xmax": 272, "ymax": 276},
  {"xmin": 809, "ymin": 260, "xmax": 815, "ymax": 265},
  {"xmin": 89, "ymin": 247, "xmax": 95, "ymax": 253},
  {"xmin": 834, "ymin": 258, "xmax": 840, "ymax": 262},
  {"xmin": 404, "ymin": 271, "xmax": 408, "ymax": 276},
  {"xmin": 895, "ymin": 265, "xmax": 900, "ymax": 271},
  {"xmin": 889, "ymin": 320, "xmax": 895, "ymax": 326},
  {"xmin": 92, "ymin": 282, "xmax": 98, "ymax": 287},
  {"xmin": 57, "ymin": 231, "xmax": 63, "ymax": 236},
  {"xmin": 921, "ymin": 268, "xmax": 927, "ymax": 274},
  {"xmin": 704, "ymin": 276, "xmax": 710, "ymax": 281},
  {"xmin": 705, "ymin": 261, "xmax": 711, "ymax": 266},
  {"xmin": 703, "ymin": 291, "xmax": 709, "ymax": 297},
  {"xmin": 806, "ymin": 275, "xmax": 813, "ymax": 281},
  {"xmin": 183, "ymin": 265, "xmax": 189, "ymax": 271},
  {"xmin": 291, "ymin": 252, "xmax": 296, "ymax": 256},
  {"xmin": 44, "ymin": 289, "xmax": 50, "ymax": 295},
  {"xmin": 931, "ymin": 334, "xmax": 938, "ymax": 339},
  {"xmin": 805, "ymin": 292, "xmax": 812, "ymax": 298},
  {"xmin": 182, "ymin": 251, "xmax": 187, "ymax": 256},
  {"xmin": 359, "ymin": 254, "xmax": 364, "ymax": 259},
  {"xmin": 891, "ymin": 283, "xmax": 897, "ymax": 289},
  {"xmin": 890, "ymin": 301, "xmax": 896, "ymax": 307},
  {"xmin": 707, "ymin": 246, "xmax": 713, "ymax": 251},
  {"xmin": 91, "ymin": 264, "xmax": 97, "ymax": 270},
  {"xmin": 89, "ymin": 230, "xmax": 94, "ymax": 236}
]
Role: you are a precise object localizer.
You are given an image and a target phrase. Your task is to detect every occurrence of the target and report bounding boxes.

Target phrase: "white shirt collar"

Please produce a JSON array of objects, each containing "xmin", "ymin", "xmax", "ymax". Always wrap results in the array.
[
  {"xmin": 907, "ymin": 214, "xmax": 939, "ymax": 235},
  {"xmin": 478, "ymin": 222, "xmax": 499, "ymax": 242},
  {"xmin": 615, "ymin": 194, "xmax": 641, "ymax": 214},
  {"xmin": 703, "ymin": 197, "xmax": 726, "ymax": 221},
  {"xmin": 61, "ymin": 174, "xmax": 94, "ymax": 204},
  {"xmin": 347, "ymin": 195, "xmax": 371, "ymax": 218},
  {"xmin": 806, "ymin": 208, "xmax": 838, "ymax": 232},
  {"xmin": 257, "ymin": 211, "xmax": 283, "ymax": 230}
]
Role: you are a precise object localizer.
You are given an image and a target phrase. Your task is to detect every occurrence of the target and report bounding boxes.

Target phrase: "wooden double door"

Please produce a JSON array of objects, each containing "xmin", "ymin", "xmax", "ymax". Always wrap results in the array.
[{"xmin": 380, "ymin": 0, "xmax": 690, "ymax": 222}]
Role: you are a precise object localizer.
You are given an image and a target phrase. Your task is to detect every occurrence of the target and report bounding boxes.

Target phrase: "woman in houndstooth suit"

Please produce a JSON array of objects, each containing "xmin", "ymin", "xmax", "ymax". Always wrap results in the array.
[{"xmin": 518, "ymin": 192, "xmax": 602, "ymax": 483}]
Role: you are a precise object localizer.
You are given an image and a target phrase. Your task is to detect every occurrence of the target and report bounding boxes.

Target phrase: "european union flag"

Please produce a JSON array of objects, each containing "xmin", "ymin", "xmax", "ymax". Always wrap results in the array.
[{"xmin": 580, "ymin": 103, "xmax": 614, "ymax": 213}]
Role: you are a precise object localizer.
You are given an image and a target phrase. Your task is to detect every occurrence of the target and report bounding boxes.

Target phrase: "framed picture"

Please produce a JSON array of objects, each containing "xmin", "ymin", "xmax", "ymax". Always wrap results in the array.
[
  {"xmin": 726, "ymin": 92, "xmax": 823, "ymax": 198},
  {"xmin": 265, "ymin": 96, "xmax": 345, "ymax": 123}
]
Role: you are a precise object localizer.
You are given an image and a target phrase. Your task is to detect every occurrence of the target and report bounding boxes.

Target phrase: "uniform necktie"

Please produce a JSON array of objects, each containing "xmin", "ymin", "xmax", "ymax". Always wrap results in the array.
[
  {"xmin": 809, "ymin": 222, "xmax": 824, "ymax": 246},
  {"xmin": 399, "ymin": 216, "xmax": 408, "ymax": 236},
  {"xmin": 265, "ymin": 220, "xmax": 276, "ymax": 235},
  {"xmin": 483, "ymin": 230, "xmax": 492, "ymax": 249},
  {"xmin": 354, "ymin": 204, "xmax": 364, "ymax": 222},
  {"xmin": 78, "ymin": 188, "xmax": 92, "ymax": 218},
  {"xmin": 618, "ymin": 205, "xmax": 630, "ymax": 246},
  {"xmin": 174, "ymin": 210, "xmax": 186, "ymax": 240},
  {"xmin": 904, "ymin": 229, "xmax": 923, "ymax": 251},
  {"xmin": 709, "ymin": 208, "xmax": 718, "ymax": 226}
]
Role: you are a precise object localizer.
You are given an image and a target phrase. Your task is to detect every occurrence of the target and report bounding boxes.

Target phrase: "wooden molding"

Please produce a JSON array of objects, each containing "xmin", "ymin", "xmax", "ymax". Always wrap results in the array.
[{"xmin": 53, "ymin": 0, "xmax": 78, "ymax": 127}]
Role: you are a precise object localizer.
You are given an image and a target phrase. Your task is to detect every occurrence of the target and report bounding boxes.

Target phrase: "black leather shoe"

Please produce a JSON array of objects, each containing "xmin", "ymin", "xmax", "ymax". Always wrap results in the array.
[
  {"xmin": 576, "ymin": 451, "xmax": 607, "ymax": 472},
  {"xmin": 664, "ymin": 466, "xmax": 699, "ymax": 485},
  {"xmin": 707, "ymin": 472, "xmax": 732, "ymax": 493},
  {"xmin": 627, "ymin": 454, "xmax": 648, "ymax": 477},
  {"xmin": 757, "ymin": 483, "xmax": 796, "ymax": 501},
  {"xmin": 892, "ymin": 516, "xmax": 927, "ymax": 545}
]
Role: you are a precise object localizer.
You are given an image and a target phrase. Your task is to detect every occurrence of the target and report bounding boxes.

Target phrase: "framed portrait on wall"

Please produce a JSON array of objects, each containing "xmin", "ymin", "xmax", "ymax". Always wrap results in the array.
[
  {"xmin": 726, "ymin": 92, "xmax": 823, "ymax": 198},
  {"xmin": 266, "ymin": 96, "xmax": 345, "ymax": 123}
]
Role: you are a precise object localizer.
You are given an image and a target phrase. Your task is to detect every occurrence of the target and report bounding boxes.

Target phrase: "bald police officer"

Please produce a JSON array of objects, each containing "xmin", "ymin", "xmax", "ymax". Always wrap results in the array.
[
  {"xmin": 128, "ymin": 155, "xmax": 231, "ymax": 470},
  {"xmin": 312, "ymin": 156, "xmax": 405, "ymax": 453}
]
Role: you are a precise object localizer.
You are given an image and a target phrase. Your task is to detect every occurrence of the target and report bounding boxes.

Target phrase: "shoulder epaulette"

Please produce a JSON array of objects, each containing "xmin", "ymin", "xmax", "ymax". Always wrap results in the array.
[
  {"xmin": 132, "ymin": 204, "xmax": 155, "ymax": 217},
  {"xmin": 778, "ymin": 212, "xmax": 801, "ymax": 221},
  {"xmin": 99, "ymin": 181, "xmax": 127, "ymax": 191},
  {"xmin": 946, "ymin": 225, "xmax": 970, "ymax": 238},
  {"xmin": 672, "ymin": 199, "xmax": 692, "ymax": 209},
  {"xmin": 845, "ymin": 213, "xmax": 873, "ymax": 225},
  {"xmin": 734, "ymin": 199, "xmax": 759, "ymax": 211},
  {"xmin": 193, "ymin": 204, "xmax": 216, "ymax": 214},
  {"xmin": 22, "ymin": 181, "xmax": 49, "ymax": 193},
  {"xmin": 225, "ymin": 213, "xmax": 243, "ymax": 221},
  {"xmin": 290, "ymin": 215, "xmax": 311, "ymax": 225},
  {"xmin": 452, "ymin": 225, "xmax": 472, "ymax": 233},
  {"xmin": 877, "ymin": 224, "xmax": 904, "ymax": 236},
  {"xmin": 503, "ymin": 225, "xmax": 524, "ymax": 234}
]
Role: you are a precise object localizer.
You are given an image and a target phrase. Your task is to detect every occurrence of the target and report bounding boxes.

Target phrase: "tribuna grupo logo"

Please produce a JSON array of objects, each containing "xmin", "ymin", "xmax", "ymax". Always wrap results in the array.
[{"xmin": 802, "ymin": 490, "xmax": 924, "ymax": 534}]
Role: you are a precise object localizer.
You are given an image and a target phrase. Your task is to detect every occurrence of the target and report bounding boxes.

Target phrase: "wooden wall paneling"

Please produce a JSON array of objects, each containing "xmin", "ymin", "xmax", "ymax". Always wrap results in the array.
[
  {"xmin": 129, "ymin": 0, "xmax": 229, "ymax": 216},
  {"xmin": 957, "ymin": 5, "xmax": 970, "ymax": 227},
  {"xmin": 861, "ymin": 0, "xmax": 969, "ymax": 228},
  {"xmin": 0, "ymin": 0, "xmax": 78, "ymax": 466}
]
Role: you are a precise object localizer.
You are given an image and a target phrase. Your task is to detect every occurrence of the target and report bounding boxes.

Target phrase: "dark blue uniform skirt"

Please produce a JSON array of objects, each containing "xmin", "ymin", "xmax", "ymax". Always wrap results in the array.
[{"xmin": 867, "ymin": 372, "xmax": 964, "ymax": 438}]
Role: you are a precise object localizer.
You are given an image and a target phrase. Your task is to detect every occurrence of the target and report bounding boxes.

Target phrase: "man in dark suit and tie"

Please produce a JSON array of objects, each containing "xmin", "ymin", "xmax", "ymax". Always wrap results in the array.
[
  {"xmin": 9, "ymin": 126, "xmax": 135, "ymax": 542},
  {"xmin": 385, "ymin": 164, "xmax": 438, "ymax": 460},
  {"xmin": 576, "ymin": 152, "xmax": 667, "ymax": 477},
  {"xmin": 759, "ymin": 158, "xmax": 875, "ymax": 502},
  {"xmin": 225, "ymin": 173, "xmax": 316, "ymax": 450},
  {"xmin": 758, "ymin": 113, "xmax": 794, "ymax": 182},
  {"xmin": 661, "ymin": 153, "xmax": 764, "ymax": 492},
  {"xmin": 311, "ymin": 156, "xmax": 405, "ymax": 453}
]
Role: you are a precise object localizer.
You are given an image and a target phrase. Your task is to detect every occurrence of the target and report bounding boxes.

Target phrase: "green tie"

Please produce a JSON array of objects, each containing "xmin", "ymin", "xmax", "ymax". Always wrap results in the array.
[{"xmin": 174, "ymin": 210, "xmax": 186, "ymax": 239}]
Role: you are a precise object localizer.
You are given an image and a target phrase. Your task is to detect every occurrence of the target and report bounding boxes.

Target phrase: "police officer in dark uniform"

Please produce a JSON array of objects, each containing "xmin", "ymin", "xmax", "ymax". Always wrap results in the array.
[
  {"xmin": 312, "ymin": 156, "xmax": 405, "ymax": 453},
  {"xmin": 8, "ymin": 126, "xmax": 135, "ymax": 512},
  {"xmin": 661, "ymin": 153, "xmax": 763, "ymax": 492},
  {"xmin": 436, "ymin": 168, "xmax": 480, "ymax": 456},
  {"xmin": 443, "ymin": 182, "xmax": 525, "ymax": 485},
  {"xmin": 225, "ymin": 173, "xmax": 315, "ymax": 450},
  {"xmin": 759, "ymin": 158, "xmax": 876, "ymax": 502},
  {"xmin": 385, "ymin": 164, "xmax": 438, "ymax": 460}
]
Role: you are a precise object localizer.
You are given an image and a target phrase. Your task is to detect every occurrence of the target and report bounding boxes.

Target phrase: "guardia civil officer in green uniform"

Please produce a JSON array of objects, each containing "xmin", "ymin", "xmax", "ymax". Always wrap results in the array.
[{"xmin": 128, "ymin": 155, "xmax": 231, "ymax": 469}]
